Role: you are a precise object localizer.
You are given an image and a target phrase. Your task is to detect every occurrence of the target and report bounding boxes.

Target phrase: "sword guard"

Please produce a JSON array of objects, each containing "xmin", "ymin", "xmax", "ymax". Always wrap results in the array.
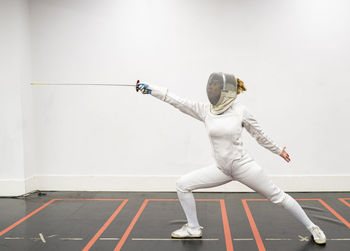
[{"xmin": 136, "ymin": 80, "xmax": 140, "ymax": 92}]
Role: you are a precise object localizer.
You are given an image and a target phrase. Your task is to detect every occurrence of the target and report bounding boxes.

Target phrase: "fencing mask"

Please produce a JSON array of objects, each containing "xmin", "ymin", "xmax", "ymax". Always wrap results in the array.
[{"xmin": 206, "ymin": 72, "xmax": 238, "ymax": 115}]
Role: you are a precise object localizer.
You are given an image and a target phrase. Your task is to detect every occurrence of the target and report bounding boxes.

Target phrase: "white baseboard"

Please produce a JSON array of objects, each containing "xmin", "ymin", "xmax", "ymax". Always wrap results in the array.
[
  {"xmin": 1, "ymin": 175, "xmax": 349, "ymax": 196},
  {"xmin": 0, "ymin": 178, "xmax": 26, "ymax": 196},
  {"xmin": 25, "ymin": 176, "xmax": 38, "ymax": 193}
]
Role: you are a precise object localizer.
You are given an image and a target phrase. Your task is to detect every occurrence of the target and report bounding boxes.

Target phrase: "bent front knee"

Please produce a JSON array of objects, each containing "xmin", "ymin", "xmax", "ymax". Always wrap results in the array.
[{"xmin": 176, "ymin": 178, "xmax": 192, "ymax": 193}]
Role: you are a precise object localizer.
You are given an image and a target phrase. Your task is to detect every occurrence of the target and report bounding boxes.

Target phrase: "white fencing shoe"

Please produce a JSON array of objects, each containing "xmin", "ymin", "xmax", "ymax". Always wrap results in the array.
[
  {"xmin": 308, "ymin": 225, "xmax": 326, "ymax": 244},
  {"xmin": 171, "ymin": 224, "xmax": 203, "ymax": 239}
]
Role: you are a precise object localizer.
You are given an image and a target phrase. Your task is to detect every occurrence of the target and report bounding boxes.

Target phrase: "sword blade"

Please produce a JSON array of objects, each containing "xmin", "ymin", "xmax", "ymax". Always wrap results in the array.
[{"xmin": 31, "ymin": 83, "xmax": 135, "ymax": 87}]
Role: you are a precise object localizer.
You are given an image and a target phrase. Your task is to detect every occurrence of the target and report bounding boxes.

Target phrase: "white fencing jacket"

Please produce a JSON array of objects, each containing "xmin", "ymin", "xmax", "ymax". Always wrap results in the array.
[{"xmin": 150, "ymin": 85, "xmax": 283, "ymax": 172}]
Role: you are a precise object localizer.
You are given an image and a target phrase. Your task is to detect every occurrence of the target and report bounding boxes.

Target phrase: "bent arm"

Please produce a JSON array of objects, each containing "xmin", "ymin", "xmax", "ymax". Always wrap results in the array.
[
  {"xmin": 150, "ymin": 85, "xmax": 208, "ymax": 122},
  {"xmin": 242, "ymin": 106, "xmax": 283, "ymax": 155}
]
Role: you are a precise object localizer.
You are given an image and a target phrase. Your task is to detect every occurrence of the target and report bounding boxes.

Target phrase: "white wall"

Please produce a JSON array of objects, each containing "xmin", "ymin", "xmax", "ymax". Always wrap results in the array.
[
  {"xmin": 1, "ymin": 0, "xmax": 350, "ymax": 195},
  {"xmin": 0, "ymin": 0, "xmax": 33, "ymax": 195}
]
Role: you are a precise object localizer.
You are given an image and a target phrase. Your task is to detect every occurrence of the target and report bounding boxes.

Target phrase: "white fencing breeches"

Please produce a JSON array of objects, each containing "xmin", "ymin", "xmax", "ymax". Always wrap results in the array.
[{"xmin": 176, "ymin": 154, "xmax": 315, "ymax": 230}]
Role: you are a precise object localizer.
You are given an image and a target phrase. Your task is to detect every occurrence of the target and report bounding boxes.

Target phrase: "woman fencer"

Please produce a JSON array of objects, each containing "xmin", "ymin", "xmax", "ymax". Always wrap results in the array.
[{"xmin": 136, "ymin": 73, "xmax": 326, "ymax": 244}]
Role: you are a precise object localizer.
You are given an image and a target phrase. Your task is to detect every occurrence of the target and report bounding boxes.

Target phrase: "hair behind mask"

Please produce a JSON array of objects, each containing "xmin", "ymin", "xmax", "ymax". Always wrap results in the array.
[{"xmin": 237, "ymin": 78, "xmax": 247, "ymax": 95}]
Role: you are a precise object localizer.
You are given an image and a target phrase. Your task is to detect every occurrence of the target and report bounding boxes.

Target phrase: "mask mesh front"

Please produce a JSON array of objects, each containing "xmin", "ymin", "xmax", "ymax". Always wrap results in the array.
[{"xmin": 207, "ymin": 72, "xmax": 237, "ymax": 105}]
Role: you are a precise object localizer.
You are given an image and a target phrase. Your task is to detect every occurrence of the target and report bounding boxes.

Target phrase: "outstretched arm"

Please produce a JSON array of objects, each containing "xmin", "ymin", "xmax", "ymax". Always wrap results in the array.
[
  {"xmin": 137, "ymin": 82, "xmax": 208, "ymax": 122},
  {"xmin": 242, "ymin": 105, "xmax": 290, "ymax": 162}
]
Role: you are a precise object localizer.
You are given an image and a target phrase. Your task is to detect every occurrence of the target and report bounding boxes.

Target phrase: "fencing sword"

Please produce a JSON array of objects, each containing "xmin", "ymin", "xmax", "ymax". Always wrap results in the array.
[
  {"xmin": 31, "ymin": 80, "xmax": 144, "ymax": 91},
  {"xmin": 31, "ymin": 83, "xmax": 135, "ymax": 87}
]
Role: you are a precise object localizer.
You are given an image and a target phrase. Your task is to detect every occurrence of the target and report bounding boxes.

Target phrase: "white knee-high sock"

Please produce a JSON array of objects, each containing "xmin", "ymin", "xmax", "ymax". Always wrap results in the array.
[
  {"xmin": 177, "ymin": 190, "xmax": 200, "ymax": 228},
  {"xmin": 281, "ymin": 194, "xmax": 316, "ymax": 230}
]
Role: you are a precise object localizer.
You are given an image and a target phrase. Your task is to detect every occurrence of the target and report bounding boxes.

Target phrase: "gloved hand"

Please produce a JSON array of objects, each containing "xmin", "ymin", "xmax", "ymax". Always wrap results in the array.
[{"xmin": 136, "ymin": 80, "xmax": 152, "ymax": 94}]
